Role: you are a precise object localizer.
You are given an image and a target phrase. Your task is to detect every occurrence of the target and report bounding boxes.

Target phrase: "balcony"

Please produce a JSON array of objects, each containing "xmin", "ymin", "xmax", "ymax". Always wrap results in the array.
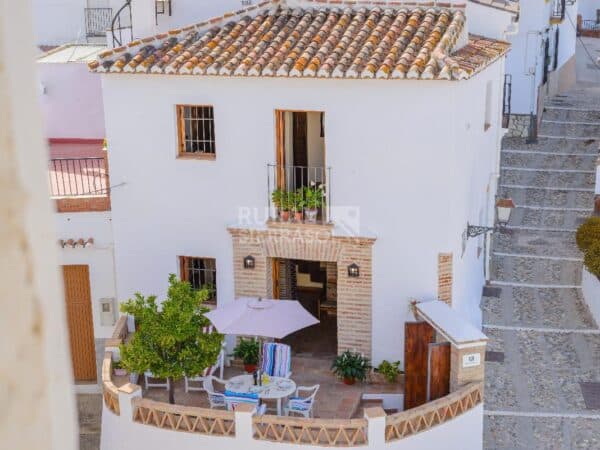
[
  {"xmin": 550, "ymin": 0, "xmax": 565, "ymax": 23},
  {"xmin": 267, "ymin": 164, "xmax": 331, "ymax": 226},
  {"xmin": 48, "ymin": 140, "xmax": 110, "ymax": 212},
  {"xmin": 84, "ymin": 7, "xmax": 113, "ymax": 38}
]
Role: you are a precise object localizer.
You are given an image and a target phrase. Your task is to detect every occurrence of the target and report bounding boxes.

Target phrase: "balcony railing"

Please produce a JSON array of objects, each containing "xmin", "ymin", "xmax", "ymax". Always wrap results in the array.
[
  {"xmin": 49, "ymin": 157, "xmax": 109, "ymax": 198},
  {"xmin": 581, "ymin": 20, "xmax": 600, "ymax": 31},
  {"xmin": 551, "ymin": 0, "xmax": 565, "ymax": 21},
  {"xmin": 85, "ymin": 7, "xmax": 113, "ymax": 37},
  {"xmin": 267, "ymin": 164, "xmax": 331, "ymax": 225}
]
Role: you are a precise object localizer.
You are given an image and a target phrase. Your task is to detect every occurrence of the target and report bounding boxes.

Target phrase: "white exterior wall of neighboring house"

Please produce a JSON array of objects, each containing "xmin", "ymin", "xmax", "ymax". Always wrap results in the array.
[
  {"xmin": 100, "ymin": 57, "xmax": 505, "ymax": 363},
  {"xmin": 55, "ymin": 212, "xmax": 118, "ymax": 339},
  {"xmin": 37, "ymin": 56, "xmax": 106, "ymax": 139},
  {"xmin": 579, "ymin": 0, "xmax": 599, "ymax": 21},
  {"xmin": 466, "ymin": 2, "xmax": 517, "ymax": 40},
  {"xmin": 32, "ymin": 0, "xmax": 88, "ymax": 45}
]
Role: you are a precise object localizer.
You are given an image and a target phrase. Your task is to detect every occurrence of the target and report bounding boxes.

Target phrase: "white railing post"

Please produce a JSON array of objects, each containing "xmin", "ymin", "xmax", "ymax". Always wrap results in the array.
[
  {"xmin": 127, "ymin": 314, "xmax": 135, "ymax": 333},
  {"xmin": 234, "ymin": 403, "xmax": 255, "ymax": 444},
  {"xmin": 117, "ymin": 383, "xmax": 142, "ymax": 421},
  {"xmin": 365, "ymin": 407, "xmax": 386, "ymax": 448}
]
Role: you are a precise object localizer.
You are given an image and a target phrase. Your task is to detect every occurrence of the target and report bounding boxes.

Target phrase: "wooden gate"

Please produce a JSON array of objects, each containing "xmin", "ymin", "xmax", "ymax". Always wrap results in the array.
[
  {"xmin": 427, "ymin": 342, "xmax": 451, "ymax": 401},
  {"xmin": 63, "ymin": 265, "xmax": 97, "ymax": 381},
  {"xmin": 404, "ymin": 322, "xmax": 435, "ymax": 409}
]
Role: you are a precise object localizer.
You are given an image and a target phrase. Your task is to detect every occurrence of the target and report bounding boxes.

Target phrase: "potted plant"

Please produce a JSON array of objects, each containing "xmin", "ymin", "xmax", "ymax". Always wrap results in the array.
[
  {"xmin": 331, "ymin": 350, "xmax": 370, "ymax": 385},
  {"xmin": 112, "ymin": 360, "xmax": 128, "ymax": 377},
  {"xmin": 232, "ymin": 337, "xmax": 260, "ymax": 373},
  {"xmin": 373, "ymin": 360, "xmax": 403, "ymax": 384},
  {"xmin": 292, "ymin": 189, "xmax": 304, "ymax": 222},
  {"xmin": 303, "ymin": 183, "xmax": 324, "ymax": 223}
]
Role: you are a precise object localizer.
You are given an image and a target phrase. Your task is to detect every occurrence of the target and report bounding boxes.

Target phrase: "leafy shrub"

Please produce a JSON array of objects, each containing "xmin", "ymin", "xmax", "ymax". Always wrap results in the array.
[
  {"xmin": 375, "ymin": 360, "xmax": 403, "ymax": 383},
  {"xmin": 576, "ymin": 217, "xmax": 600, "ymax": 252},
  {"xmin": 232, "ymin": 337, "xmax": 259, "ymax": 365},
  {"xmin": 584, "ymin": 241, "xmax": 600, "ymax": 277},
  {"xmin": 331, "ymin": 350, "xmax": 370, "ymax": 382}
]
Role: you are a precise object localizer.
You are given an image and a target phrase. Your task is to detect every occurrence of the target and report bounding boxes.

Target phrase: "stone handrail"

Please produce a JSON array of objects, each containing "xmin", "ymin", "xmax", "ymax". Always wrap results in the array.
[
  {"xmin": 102, "ymin": 351, "xmax": 121, "ymax": 415},
  {"xmin": 112, "ymin": 315, "xmax": 129, "ymax": 341},
  {"xmin": 132, "ymin": 398, "xmax": 236, "ymax": 437},
  {"xmin": 385, "ymin": 382, "xmax": 483, "ymax": 442},
  {"xmin": 253, "ymin": 414, "xmax": 368, "ymax": 446}
]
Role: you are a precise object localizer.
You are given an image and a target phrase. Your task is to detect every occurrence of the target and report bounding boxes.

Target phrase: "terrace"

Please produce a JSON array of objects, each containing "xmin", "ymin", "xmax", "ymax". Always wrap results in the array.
[{"xmin": 48, "ymin": 139, "xmax": 110, "ymax": 212}]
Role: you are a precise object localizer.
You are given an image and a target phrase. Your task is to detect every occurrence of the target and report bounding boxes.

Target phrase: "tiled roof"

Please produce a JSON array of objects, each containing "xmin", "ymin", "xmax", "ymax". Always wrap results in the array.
[
  {"xmin": 469, "ymin": 0, "xmax": 518, "ymax": 15},
  {"xmin": 451, "ymin": 35, "xmax": 510, "ymax": 77},
  {"xmin": 89, "ymin": 0, "xmax": 509, "ymax": 81}
]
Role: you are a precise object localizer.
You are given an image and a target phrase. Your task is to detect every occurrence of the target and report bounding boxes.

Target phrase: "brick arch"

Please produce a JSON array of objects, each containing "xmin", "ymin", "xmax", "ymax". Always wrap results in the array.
[{"xmin": 228, "ymin": 226, "xmax": 375, "ymax": 357}]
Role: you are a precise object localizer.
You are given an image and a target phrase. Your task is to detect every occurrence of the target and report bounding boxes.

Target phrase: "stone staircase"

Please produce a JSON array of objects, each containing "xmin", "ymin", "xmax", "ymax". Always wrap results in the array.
[{"xmin": 482, "ymin": 89, "xmax": 600, "ymax": 449}]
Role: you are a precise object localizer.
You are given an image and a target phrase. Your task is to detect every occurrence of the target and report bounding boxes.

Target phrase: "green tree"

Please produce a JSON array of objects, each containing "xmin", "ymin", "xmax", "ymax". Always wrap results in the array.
[{"xmin": 119, "ymin": 274, "xmax": 223, "ymax": 404}]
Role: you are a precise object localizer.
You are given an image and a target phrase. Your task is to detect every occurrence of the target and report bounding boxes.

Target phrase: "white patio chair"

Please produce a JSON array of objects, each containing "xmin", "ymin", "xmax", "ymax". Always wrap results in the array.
[
  {"xmin": 202, "ymin": 376, "xmax": 227, "ymax": 409},
  {"xmin": 184, "ymin": 347, "xmax": 225, "ymax": 393},
  {"xmin": 223, "ymin": 390, "xmax": 267, "ymax": 415},
  {"xmin": 143, "ymin": 371, "xmax": 170, "ymax": 390},
  {"xmin": 284, "ymin": 385, "xmax": 320, "ymax": 418}
]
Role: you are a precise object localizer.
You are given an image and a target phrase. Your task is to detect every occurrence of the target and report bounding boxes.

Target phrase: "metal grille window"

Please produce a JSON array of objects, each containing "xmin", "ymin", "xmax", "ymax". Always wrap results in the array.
[
  {"xmin": 177, "ymin": 105, "xmax": 216, "ymax": 156},
  {"xmin": 180, "ymin": 257, "xmax": 216, "ymax": 303}
]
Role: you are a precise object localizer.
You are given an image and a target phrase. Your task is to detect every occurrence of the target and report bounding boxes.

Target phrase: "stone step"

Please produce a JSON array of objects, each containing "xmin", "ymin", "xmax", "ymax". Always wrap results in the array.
[
  {"xmin": 539, "ymin": 120, "xmax": 600, "ymax": 138},
  {"xmin": 482, "ymin": 285, "xmax": 596, "ymax": 330},
  {"xmin": 500, "ymin": 152, "xmax": 597, "ymax": 171},
  {"xmin": 490, "ymin": 254, "xmax": 582, "ymax": 285},
  {"xmin": 492, "ymin": 229, "xmax": 581, "ymax": 258},
  {"xmin": 505, "ymin": 206, "xmax": 589, "ymax": 231},
  {"xmin": 498, "ymin": 186, "xmax": 594, "ymax": 210},
  {"xmin": 502, "ymin": 137, "xmax": 600, "ymax": 154},
  {"xmin": 500, "ymin": 168, "xmax": 595, "ymax": 190},
  {"xmin": 542, "ymin": 106, "xmax": 600, "ymax": 123}
]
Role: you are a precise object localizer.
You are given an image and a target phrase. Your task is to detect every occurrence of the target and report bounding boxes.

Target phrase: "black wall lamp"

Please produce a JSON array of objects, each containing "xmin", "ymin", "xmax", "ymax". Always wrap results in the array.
[
  {"xmin": 243, "ymin": 255, "xmax": 255, "ymax": 269},
  {"xmin": 347, "ymin": 263, "xmax": 360, "ymax": 278},
  {"xmin": 466, "ymin": 198, "xmax": 515, "ymax": 239}
]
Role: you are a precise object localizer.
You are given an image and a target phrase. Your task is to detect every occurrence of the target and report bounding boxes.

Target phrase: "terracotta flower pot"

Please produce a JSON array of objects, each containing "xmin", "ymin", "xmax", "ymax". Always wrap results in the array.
[
  {"xmin": 343, "ymin": 377, "xmax": 356, "ymax": 386},
  {"xmin": 280, "ymin": 211, "xmax": 290, "ymax": 222},
  {"xmin": 244, "ymin": 364, "xmax": 257, "ymax": 374},
  {"xmin": 294, "ymin": 211, "xmax": 303, "ymax": 222}
]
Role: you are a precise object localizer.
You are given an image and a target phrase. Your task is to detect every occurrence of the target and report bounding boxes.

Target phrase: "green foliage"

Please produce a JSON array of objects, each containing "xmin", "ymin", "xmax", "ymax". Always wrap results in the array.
[
  {"xmin": 232, "ymin": 337, "xmax": 259, "ymax": 365},
  {"xmin": 576, "ymin": 217, "xmax": 600, "ymax": 252},
  {"xmin": 584, "ymin": 240, "xmax": 600, "ymax": 277},
  {"xmin": 271, "ymin": 188, "xmax": 286, "ymax": 210},
  {"xmin": 375, "ymin": 360, "xmax": 403, "ymax": 383},
  {"xmin": 331, "ymin": 350, "xmax": 370, "ymax": 382},
  {"xmin": 119, "ymin": 274, "xmax": 223, "ymax": 403},
  {"xmin": 302, "ymin": 185, "xmax": 324, "ymax": 210}
]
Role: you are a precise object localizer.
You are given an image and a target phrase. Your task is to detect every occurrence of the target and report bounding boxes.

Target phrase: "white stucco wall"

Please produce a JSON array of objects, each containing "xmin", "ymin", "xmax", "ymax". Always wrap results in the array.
[
  {"xmin": 466, "ymin": 2, "xmax": 516, "ymax": 40},
  {"xmin": 582, "ymin": 268, "xmax": 600, "ymax": 327},
  {"xmin": 101, "ymin": 56, "xmax": 504, "ymax": 364},
  {"xmin": 37, "ymin": 61, "xmax": 106, "ymax": 139},
  {"xmin": 55, "ymin": 211, "xmax": 117, "ymax": 338},
  {"xmin": 32, "ymin": 0, "xmax": 87, "ymax": 45},
  {"xmin": 100, "ymin": 401, "xmax": 484, "ymax": 450}
]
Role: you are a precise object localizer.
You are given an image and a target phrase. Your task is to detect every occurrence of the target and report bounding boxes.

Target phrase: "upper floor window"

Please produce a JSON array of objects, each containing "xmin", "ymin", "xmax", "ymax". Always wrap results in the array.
[
  {"xmin": 176, "ymin": 105, "xmax": 216, "ymax": 158},
  {"xmin": 179, "ymin": 256, "xmax": 216, "ymax": 303}
]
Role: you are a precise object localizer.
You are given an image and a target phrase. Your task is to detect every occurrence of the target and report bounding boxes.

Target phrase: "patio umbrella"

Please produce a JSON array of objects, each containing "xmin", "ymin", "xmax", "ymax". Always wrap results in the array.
[{"xmin": 204, "ymin": 297, "xmax": 319, "ymax": 339}]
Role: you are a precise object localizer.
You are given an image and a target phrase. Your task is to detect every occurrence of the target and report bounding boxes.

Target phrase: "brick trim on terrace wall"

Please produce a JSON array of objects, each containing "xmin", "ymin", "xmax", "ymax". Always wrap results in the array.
[
  {"xmin": 229, "ymin": 226, "xmax": 375, "ymax": 357},
  {"xmin": 55, "ymin": 196, "xmax": 111, "ymax": 212},
  {"xmin": 437, "ymin": 253, "xmax": 453, "ymax": 305}
]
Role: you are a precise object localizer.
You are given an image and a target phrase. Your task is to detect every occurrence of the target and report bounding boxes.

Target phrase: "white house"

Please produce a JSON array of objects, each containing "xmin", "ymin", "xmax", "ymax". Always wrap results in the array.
[
  {"xmin": 37, "ymin": 44, "xmax": 116, "ymax": 389},
  {"xmin": 91, "ymin": 0, "xmax": 510, "ymax": 364},
  {"xmin": 579, "ymin": 0, "xmax": 599, "ymax": 23}
]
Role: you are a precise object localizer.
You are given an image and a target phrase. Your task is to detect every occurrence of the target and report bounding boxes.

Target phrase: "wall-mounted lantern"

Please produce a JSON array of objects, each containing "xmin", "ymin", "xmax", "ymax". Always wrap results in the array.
[
  {"xmin": 466, "ymin": 198, "xmax": 515, "ymax": 239},
  {"xmin": 243, "ymin": 255, "xmax": 255, "ymax": 269},
  {"xmin": 347, "ymin": 263, "xmax": 360, "ymax": 278}
]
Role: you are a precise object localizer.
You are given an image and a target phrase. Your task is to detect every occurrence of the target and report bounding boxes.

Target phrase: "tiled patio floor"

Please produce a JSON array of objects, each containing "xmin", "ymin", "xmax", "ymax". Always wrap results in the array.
[{"xmin": 113, "ymin": 355, "xmax": 403, "ymax": 419}]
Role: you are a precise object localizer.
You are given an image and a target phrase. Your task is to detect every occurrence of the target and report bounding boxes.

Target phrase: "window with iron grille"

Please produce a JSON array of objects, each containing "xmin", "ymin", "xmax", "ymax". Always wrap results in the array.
[
  {"xmin": 176, "ymin": 105, "xmax": 216, "ymax": 157},
  {"xmin": 179, "ymin": 257, "xmax": 216, "ymax": 303}
]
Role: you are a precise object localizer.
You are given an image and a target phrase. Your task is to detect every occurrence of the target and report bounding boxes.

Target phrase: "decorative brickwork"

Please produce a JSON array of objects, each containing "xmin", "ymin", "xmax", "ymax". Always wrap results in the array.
[
  {"xmin": 325, "ymin": 262, "xmax": 337, "ymax": 302},
  {"xmin": 55, "ymin": 196, "xmax": 110, "ymax": 212},
  {"xmin": 449, "ymin": 345, "xmax": 486, "ymax": 392},
  {"xmin": 437, "ymin": 253, "xmax": 453, "ymax": 305},
  {"xmin": 229, "ymin": 225, "xmax": 375, "ymax": 357}
]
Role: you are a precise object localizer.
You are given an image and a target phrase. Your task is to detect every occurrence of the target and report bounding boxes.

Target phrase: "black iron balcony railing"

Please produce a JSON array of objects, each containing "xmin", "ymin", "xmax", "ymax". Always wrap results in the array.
[
  {"xmin": 84, "ymin": 7, "xmax": 113, "ymax": 37},
  {"xmin": 267, "ymin": 164, "xmax": 331, "ymax": 225},
  {"xmin": 49, "ymin": 157, "xmax": 109, "ymax": 198},
  {"xmin": 551, "ymin": 0, "xmax": 565, "ymax": 21}
]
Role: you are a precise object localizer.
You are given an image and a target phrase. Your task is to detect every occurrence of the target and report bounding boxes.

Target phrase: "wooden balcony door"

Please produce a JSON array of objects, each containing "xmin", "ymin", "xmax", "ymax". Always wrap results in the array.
[{"xmin": 63, "ymin": 265, "xmax": 97, "ymax": 381}]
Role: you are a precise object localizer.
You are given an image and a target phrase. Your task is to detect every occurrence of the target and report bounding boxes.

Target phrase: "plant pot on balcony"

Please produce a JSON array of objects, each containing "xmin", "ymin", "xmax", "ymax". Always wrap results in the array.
[
  {"xmin": 280, "ymin": 210, "xmax": 290, "ymax": 222},
  {"xmin": 304, "ymin": 208, "xmax": 318, "ymax": 223},
  {"xmin": 293, "ymin": 210, "xmax": 303, "ymax": 222}
]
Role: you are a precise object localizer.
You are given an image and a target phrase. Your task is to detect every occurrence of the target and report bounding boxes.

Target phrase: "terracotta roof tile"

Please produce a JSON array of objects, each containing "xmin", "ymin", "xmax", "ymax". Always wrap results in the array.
[{"xmin": 90, "ymin": 0, "xmax": 508, "ymax": 81}]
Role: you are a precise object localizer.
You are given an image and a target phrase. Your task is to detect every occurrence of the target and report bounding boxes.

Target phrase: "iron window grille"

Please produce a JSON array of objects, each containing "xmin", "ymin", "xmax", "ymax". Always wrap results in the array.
[
  {"xmin": 177, "ymin": 105, "xmax": 216, "ymax": 155},
  {"xmin": 180, "ymin": 257, "xmax": 217, "ymax": 303},
  {"xmin": 84, "ymin": 7, "xmax": 112, "ymax": 37},
  {"xmin": 551, "ymin": 0, "xmax": 565, "ymax": 21},
  {"xmin": 501, "ymin": 74, "xmax": 512, "ymax": 129}
]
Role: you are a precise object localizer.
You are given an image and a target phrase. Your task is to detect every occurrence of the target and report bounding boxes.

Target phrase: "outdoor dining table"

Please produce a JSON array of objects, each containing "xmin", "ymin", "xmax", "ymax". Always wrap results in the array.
[{"xmin": 226, "ymin": 374, "xmax": 296, "ymax": 415}]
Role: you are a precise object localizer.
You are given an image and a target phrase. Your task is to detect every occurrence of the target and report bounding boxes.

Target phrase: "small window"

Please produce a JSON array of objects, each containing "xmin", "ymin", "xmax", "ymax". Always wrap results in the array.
[
  {"xmin": 176, "ymin": 105, "xmax": 216, "ymax": 158},
  {"xmin": 179, "ymin": 256, "xmax": 216, "ymax": 303}
]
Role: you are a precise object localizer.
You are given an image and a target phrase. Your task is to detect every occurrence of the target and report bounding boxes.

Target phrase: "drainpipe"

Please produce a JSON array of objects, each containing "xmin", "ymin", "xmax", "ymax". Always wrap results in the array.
[{"xmin": 525, "ymin": 30, "xmax": 542, "ymax": 144}]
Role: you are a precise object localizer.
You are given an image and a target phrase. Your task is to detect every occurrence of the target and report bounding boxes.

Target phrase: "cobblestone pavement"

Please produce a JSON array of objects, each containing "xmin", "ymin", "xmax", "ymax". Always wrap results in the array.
[
  {"xmin": 483, "ymin": 86, "xmax": 600, "ymax": 449},
  {"xmin": 78, "ymin": 394, "xmax": 102, "ymax": 450}
]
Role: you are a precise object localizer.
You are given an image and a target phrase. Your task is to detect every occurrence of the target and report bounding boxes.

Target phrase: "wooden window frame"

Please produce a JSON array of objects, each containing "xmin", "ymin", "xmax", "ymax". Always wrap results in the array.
[
  {"xmin": 176, "ymin": 105, "xmax": 216, "ymax": 160},
  {"xmin": 179, "ymin": 256, "xmax": 217, "ymax": 304}
]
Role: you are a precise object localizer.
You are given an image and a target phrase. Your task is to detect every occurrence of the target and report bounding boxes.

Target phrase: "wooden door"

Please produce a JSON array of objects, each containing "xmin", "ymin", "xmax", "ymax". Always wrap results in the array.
[
  {"xmin": 272, "ymin": 258, "xmax": 280, "ymax": 300},
  {"xmin": 404, "ymin": 321, "xmax": 435, "ymax": 410},
  {"xmin": 428, "ymin": 342, "xmax": 451, "ymax": 401},
  {"xmin": 63, "ymin": 265, "xmax": 97, "ymax": 381}
]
